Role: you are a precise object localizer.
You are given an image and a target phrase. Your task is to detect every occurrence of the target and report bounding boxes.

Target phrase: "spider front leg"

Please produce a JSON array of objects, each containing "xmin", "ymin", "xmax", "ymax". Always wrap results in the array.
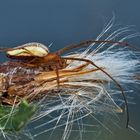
[
  {"xmin": 55, "ymin": 65, "xmax": 60, "ymax": 89},
  {"xmin": 62, "ymin": 56, "xmax": 129, "ymax": 128},
  {"xmin": 62, "ymin": 61, "xmax": 90, "ymax": 72},
  {"xmin": 56, "ymin": 40, "xmax": 139, "ymax": 55},
  {"xmin": 53, "ymin": 60, "xmax": 89, "ymax": 89}
]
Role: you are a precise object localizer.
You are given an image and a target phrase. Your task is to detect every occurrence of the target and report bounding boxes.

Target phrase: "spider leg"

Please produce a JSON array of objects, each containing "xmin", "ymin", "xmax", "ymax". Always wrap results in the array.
[
  {"xmin": 52, "ymin": 62, "xmax": 89, "ymax": 89},
  {"xmin": 27, "ymin": 57, "xmax": 40, "ymax": 64},
  {"xmin": 62, "ymin": 56, "xmax": 129, "ymax": 128},
  {"xmin": 56, "ymin": 40, "xmax": 139, "ymax": 55},
  {"xmin": 0, "ymin": 47, "xmax": 13, "ymax": 52},
  {"xmin": 35, "ymin": 67, "xmax": 100, "ymax": 82},
  {"xmin": 20, "ymin": 62, "xmax": 38, "ymax": 68},
  {"xmin": 7, "ymin": 61, "xmax": 37, "ymax": 68},
  {"xmin": 62, "ymin": 62, "xmax": 89, "ymax": 72},
  {"xmin": 55, "ymin": 65, "xmax": 60, "ymax": 89}
]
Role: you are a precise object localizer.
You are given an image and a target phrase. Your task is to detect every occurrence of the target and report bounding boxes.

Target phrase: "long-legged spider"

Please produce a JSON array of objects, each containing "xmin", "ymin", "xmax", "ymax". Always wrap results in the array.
[{"xmin": 0, "ymin": 40, "xmax": 137, "ymax": 128}]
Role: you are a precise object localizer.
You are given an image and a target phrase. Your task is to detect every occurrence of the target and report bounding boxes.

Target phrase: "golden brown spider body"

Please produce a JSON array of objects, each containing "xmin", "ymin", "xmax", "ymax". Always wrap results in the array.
[{"xmin": 4, "ymin": 42, "xmax": 66, "ymax": 70}]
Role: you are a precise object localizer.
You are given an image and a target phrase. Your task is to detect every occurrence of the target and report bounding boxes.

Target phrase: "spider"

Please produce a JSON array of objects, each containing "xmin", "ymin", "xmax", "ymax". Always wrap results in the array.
[{"xmin": 0, "ymin": 40, "xmax": 136, "ymax": 128}]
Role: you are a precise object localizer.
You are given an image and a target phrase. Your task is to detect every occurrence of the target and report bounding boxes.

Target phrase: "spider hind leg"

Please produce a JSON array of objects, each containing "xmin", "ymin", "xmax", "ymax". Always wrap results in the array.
[{"xmin": 62, "ymin": 56, "xmax": 129, "ymax": 128}]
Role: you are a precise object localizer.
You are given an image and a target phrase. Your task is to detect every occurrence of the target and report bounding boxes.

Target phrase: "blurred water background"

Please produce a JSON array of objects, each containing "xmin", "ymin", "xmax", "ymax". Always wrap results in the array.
[{"xmin": 0, "ymin": 0, "xmax": 140, "ymax": 140}]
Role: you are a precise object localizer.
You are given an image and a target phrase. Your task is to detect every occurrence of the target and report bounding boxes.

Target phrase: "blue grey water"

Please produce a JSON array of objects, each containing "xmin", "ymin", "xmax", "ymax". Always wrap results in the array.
[{"xmin": 0, "ymin": 0, "xmax": 140, "ymax": 140}]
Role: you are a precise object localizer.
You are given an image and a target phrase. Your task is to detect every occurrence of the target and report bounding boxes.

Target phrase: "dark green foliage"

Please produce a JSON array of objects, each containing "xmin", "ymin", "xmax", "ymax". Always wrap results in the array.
[{"xmin": 0, "ymin": 100, "xmax": 37, "ymax": 132}]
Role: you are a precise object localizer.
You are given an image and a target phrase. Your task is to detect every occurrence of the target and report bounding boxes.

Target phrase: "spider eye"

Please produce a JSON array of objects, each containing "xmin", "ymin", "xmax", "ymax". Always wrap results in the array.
[{"xmin": 7, "ymin": 42, "xmax": 49, "ymax": 57}]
